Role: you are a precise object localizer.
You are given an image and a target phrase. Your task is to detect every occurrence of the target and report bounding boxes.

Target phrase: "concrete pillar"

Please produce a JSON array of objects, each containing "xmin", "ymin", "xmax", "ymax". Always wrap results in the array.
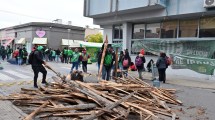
[
  {"xmin": 102, "ymin": 25, "xmax": 113, "ymax": 43},
  {"xmin": 122, "ymin": 22, "xmax": 132, "ymax": 54}
]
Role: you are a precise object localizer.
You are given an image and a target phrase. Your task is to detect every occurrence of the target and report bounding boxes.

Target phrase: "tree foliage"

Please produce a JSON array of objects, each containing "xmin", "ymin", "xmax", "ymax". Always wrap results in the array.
[{"xmin": 85, "ymin": 33, "xmax": 103, "ymax": 43}]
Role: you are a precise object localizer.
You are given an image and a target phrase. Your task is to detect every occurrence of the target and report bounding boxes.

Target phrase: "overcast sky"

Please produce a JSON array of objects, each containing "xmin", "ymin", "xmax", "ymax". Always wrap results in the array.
[{"xmin": 0, "ymin": 0, "xmax": 99, "ymax": 29}]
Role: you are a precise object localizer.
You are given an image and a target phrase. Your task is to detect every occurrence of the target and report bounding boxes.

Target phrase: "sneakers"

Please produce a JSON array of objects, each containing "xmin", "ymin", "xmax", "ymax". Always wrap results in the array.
[
  {"xmin": 34, "ymin": 85, "xmax": 38, "ymax": 88},
  {"xmin": 41, "ymin": 81, "xmax": 49, "ymax": 85}
]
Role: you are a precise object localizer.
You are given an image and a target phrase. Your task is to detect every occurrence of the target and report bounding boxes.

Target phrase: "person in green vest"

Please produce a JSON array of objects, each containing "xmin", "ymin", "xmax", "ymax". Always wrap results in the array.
[
  {"xmin": 70, "ymin": 48, "xmax": 80, "ymax": 73},
  {"xmin": 22, "ymin": 48, "xmax": 28, "ymax": 65},
  {"xmin": 51, "ymin": 49, "xmax": 56, "ymax": 62},
  {"xmin": 67, "ymin": 48, "xmax": 73, "ymax": 64},
  {"xmin": 63, "ymin": 47, "xmax": 68, "ymax": 63},
  {"xmin": 6, "ymin": 45, "xmax": 13, "ymax": 60}
]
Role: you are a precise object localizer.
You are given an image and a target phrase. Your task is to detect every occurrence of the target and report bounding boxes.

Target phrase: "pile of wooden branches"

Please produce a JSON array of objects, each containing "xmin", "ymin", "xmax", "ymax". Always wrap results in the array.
[{"xmin": 0, "ymin": 76, "xmax": 182, "ymax": 120}]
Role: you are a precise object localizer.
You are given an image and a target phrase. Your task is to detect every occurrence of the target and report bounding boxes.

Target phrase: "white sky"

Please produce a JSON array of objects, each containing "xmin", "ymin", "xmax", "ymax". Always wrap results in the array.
[{"xmin": 0, "ymin": 0, "xmax": 99, "ymax": 28}]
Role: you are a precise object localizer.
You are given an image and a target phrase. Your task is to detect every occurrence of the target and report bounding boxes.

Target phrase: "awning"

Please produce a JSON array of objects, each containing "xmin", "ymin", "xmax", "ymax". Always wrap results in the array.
[
  {"xmin": 62, "ymin": 39, "xmax": 81, "ymax": 47},
  {"xmin": 16, "ymin": 38, "xmax": 25, "ymax": 44},
  {"xmin": 32, "ymin": 38, "xmax": 47, "ymax": 44},
  {"xmin": 3, "ymin": 39, "xmax": 14, "ymax": 47}
]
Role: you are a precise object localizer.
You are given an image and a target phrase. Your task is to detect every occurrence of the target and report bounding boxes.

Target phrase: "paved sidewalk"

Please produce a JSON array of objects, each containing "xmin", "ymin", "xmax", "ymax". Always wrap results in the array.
[{"xmin": 0, "ymin": 90, "xmax": 26, "ymax": 120}]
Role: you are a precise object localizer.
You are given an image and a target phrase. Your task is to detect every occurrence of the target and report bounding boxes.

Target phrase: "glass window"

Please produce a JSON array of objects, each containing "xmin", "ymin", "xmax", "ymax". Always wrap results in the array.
[
  {"xmin": 179, "ymin": 19, "xmax": 198, "ymax": 37},
  {"xmin": 146, "ymin": 23, "xmax": 160, "ymax": 38},
  {"xmin": 132, "ymin": 24, "xmax": 145, "ymax": 39},
  {"xmin": 113, "ymin": 25, "xmax": 123, "ymax": 39},
  {"xmin": 199, "ymin": 17, "xmax": 215, "ymax": 37},
  {"xmin": 161, "ymin": 21, "xmax": 178, "ymax": 38}
]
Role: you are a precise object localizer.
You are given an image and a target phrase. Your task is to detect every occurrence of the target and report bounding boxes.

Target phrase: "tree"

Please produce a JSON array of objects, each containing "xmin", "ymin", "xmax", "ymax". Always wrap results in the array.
[{"xmin": 85, "ymin": 33, "xmax": 103, "ymax": 43}]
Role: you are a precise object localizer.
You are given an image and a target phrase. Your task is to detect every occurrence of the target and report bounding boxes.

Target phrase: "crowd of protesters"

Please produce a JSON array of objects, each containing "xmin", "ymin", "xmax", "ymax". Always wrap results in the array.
[{"xmin": 1, "ymin": 44, "xmax": 170, "ymax": 85}]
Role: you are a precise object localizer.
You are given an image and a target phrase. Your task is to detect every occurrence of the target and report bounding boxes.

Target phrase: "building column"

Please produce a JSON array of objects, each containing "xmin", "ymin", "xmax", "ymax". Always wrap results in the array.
[
  {"xmin": 102, "ymin": 25, "xmax": 113, "ymax": 43},
  {"xmin": 122, "ymin": 22, "xmax": 132, "ymax": 54}
]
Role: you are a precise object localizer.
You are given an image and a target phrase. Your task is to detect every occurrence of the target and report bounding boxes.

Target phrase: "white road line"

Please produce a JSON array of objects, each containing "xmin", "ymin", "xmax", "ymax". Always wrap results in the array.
[
  {"xmin": 0, "ymin": 72, "xmax": 15, "ymax": 81},
  {"xmin": 4, "ymin": 70, "xmax": 31, "ymax": 79},
  {"xmin": 61, "ymin": 67, "xmax": 71, "ymax": 70}
]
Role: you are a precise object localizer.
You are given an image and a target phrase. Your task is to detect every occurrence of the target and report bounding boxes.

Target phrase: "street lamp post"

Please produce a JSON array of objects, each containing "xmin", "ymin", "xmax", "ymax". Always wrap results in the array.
[{"xmin": 67, "ymin": 29, "xmax": 71, "ymax": 48}]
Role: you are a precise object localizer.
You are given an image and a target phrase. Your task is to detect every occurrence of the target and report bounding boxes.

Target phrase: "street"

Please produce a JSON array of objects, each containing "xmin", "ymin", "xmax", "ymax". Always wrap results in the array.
[{"xmin": 0, "ymin": 60, "xmax": 215, "ymax": 120}]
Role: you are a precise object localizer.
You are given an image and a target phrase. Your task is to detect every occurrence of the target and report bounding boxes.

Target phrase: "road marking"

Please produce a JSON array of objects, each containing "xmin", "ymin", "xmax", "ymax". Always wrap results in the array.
[
  {"xmin": 4, "ymin": 70, "xmax": 31, "ymax": 79},
  {"xmin": 0, "ymin": 72, "xmax": 15, "ymax": 81}
]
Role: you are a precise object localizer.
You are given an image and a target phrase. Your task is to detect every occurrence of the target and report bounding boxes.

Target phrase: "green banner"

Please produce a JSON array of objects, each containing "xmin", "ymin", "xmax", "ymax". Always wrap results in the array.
[{"xmin": 131, "ymin": 39, "xmax": 215, "ymax": 75}]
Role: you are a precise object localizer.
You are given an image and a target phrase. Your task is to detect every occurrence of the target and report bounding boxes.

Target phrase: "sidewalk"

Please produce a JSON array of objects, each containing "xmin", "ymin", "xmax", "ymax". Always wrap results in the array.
[{"xmin": 0, "ymin": 90, "xmax": 26, "ymax": 120}]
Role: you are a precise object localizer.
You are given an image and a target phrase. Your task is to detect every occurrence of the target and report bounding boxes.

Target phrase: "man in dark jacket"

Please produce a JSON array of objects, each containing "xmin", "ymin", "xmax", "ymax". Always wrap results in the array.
[{"xmin": 31, "ymin": 46, "xmax": 48, "ymax": 88}]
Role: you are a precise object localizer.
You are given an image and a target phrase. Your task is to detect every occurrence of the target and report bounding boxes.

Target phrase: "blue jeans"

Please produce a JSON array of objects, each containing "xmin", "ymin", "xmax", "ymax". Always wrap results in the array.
[
  {"xmin": 56, "ymin": 55, "xmax": 60, "ymax": 62},
  {"xmin": 71, "ymin": 61, "xmax": 79, "ymax": 72},
  {"xmin": 102, "ymin": 66, "xmax": 111, "ymax": 81},
  {"xmin": 18, "ymin": 58, "xmax": 22, "ymax": 65}
]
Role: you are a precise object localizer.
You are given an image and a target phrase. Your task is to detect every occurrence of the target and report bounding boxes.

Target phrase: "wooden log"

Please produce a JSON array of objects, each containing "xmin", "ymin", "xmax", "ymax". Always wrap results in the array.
[
  {"xmin": 82, "ymin": 93, "xmax": 134, "ymax": 120},
  {"xmin": 23, "ymin": 101, "xmax": 49, "ymax": 120},
  {"xmin": 98, "ymin": 35, "xmax": 108, "ymax": 81},
  {"xmin": 39, "ymin": 104, "xmax": 97, "ymax": 112}
]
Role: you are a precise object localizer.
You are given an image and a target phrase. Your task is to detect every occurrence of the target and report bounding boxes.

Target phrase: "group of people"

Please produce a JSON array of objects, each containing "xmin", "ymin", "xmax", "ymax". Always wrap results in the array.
[
  {"xmin": 0, "ymin": 46, "xmax": 13, "ymax": 61},
  {"xmin": 29, "ymin": 46, "xmax": 90, "ymax": 88},
  {"xmin": 13, "ymin": 47, "xmax": 28, "ymax": 65},
  {"xmin": 96, "ymin": 45, "xmax": 170, "ymax": 84}
]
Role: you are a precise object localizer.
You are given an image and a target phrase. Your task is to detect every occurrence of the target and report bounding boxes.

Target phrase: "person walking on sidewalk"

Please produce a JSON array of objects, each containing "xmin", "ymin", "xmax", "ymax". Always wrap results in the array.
[
  {"xmin": 22, "ymin": 48, "xmax": 28, "ymax": 65},
  {"xmin": 70, "ymin": 48, "xmax": 80, "ymax": 73},
  {"xmin": 102, "ymin": 46, "xmax": 115, "ymax": 81},
  {"xmin": 30, "ymin": 46, "xmax": 48, "ymax": 88},
  {"xmin": 51, "ymin": 49, "xmax": 56, "ymax": 62},
  {"xmin": 156, "ymin": 52, "xmax": 167, "ymax": 83},
  {"xmin": 122, "ymin": 50, "xmax": 131, "ymax": 77},
  {"xmin": 56, "ymin": 48, "xmax": 61, "ymax": 63},
  {"xmin": 81, "ymin": 49, "xmax": 90, "ymax": 73},
  {"xmin": 63, "ymin": 47, "xmax": 68, "ymax": 63},
  {"xmin": 1, "ymin": 47, "xmax": 6, "ymax": 61},
  {"xmin": 67, "ymin": 48, "xmax": 73, "ymax": 64},
  {"xmin": 118, "ymin": 51, "xmax": 124, "ymax": 70},
  {"xmin": 135, "ymin": 49, "xmax": 146, "ymax": 80},
  {"xmin": 6, "ymin": 46, "xmax": 12, "ymax": 60}
]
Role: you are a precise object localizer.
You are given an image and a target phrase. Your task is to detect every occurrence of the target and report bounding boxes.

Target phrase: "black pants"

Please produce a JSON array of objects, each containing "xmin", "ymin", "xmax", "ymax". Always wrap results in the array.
[
  {"xmin": 158, "ymin": 68, "xmax": 166, "ymax": 83},
  {"xmin": 82, "ymin": 61, "xmax": 88, "ymax": 72},
  {"xmin": 32, "ymin": 66, "xmax": 47, "ymax": 86},
  {"xmin": 23, "ymin": 58, "xmax": 27, "ymax": 64},
  {"xmin": 63, "ymin": 55, "xmax": 67, "ymax": 63}
]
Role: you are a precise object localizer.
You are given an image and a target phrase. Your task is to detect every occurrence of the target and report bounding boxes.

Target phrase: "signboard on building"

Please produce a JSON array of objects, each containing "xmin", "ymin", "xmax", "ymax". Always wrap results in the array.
[
  {"xmin": 36, "ymin": 29, "xmax": 46, "ymax": 38},
  {"xmin": 131, "ymin": 39, "xmax": 215, "ymax": 75}
]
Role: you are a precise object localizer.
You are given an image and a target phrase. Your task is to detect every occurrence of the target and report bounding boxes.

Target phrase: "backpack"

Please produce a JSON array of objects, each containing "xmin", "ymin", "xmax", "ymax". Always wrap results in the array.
[
  {"xmin": 104, "ymin": 54, "xmax": 112, "ymax": 66},
  {"xmin": 13, "ymin": 50, "xmax": 19, "ymax": 57},
  {"xmin": 28, "ymin": 51, "xmax": 34, "ymax": 64},
  {"xmin": 166, "ymin": 56, "xmax": 171, "ymax": 66},
  {"xmin": 23, "ymin": 51, "xmax": 28, "ymax": 56},
  {"xmin": 82, "ymin": 53, "xmax": 88, "ymax": 61},
  {"xmin": 123, "ymin": 58, "xmax": 129, "ymax": 67},
  {"xmin": 135, "ymin": 56, "xmax": 143, "ymax": 66}
]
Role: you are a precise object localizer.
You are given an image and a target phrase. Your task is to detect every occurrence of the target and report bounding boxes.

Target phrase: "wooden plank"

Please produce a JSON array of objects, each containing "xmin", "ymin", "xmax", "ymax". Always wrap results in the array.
[
  {"xmin": 98, "ymin": 35, "xmax": 108, "ymax": 81},
  {"xmin": 23, "ymin": 101, "xmax": 49, "ymax": 120},
  {"xmin": 82, "ymin": 93, "xmax": 134, "ymax": 120}
]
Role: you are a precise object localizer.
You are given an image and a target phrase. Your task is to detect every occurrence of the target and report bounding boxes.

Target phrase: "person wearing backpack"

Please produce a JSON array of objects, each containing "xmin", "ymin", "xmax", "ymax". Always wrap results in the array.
[
  {"xmin": 6, "ymin": 46, "xmax": 12, "ymax": 60},
  {"xmin": 22, "ymin": 48, "xmax": 28, "ymax": 65},
  {"xmin": 102, "ymin": 46, "xmax": 115, "ymax": 81},
  {"xmin": 30, "ymin": 46, "xmax": 48, "ymax": 88},
  {"xmin": 81, "ymin": 49, "xmax": 90, "ymax": 73},
  {"xmin": 122, "ymin": 50, "xmax": 131, "ymax": 76},
  {"xmin": 70, "ymin": 48, "xmax": 80, "ymax": 73},
  {"xmin": 156, "ymin": 52, "xmax": 167, "ymax": 83},
  {"xmin": 135, "ymin": 50, "xmax": 146, "ymax": 80},
  {"xmin": 118, "ymin": 51, "xmax": 124, "ymax": 70}
]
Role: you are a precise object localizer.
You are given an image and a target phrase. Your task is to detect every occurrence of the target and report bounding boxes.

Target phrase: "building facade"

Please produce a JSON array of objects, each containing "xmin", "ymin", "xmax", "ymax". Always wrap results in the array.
[
  {"xmin": 84, "ymin": 0, "xmax": 215, "ymax": 54},
  {"xmin": 84, "ymin": 0, "xmax": 215, "ymax": 75},
  {"xmin": 0, "ymin": 22, "xmax": 85, "ymax": 52}
]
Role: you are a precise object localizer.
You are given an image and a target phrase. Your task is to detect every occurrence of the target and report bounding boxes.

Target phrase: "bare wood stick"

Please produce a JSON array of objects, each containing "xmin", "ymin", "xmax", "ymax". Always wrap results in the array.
[
  {"xmin": 82, "ymin": 93, "xmax": 134, "ymax": 120},
  {"xmin": 23, "ymin": 101, "xmax": 49, "ymax": 120},
  {"xmin": 98, "ymin": 35, "xmax": 108, "ymax": 81}
]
